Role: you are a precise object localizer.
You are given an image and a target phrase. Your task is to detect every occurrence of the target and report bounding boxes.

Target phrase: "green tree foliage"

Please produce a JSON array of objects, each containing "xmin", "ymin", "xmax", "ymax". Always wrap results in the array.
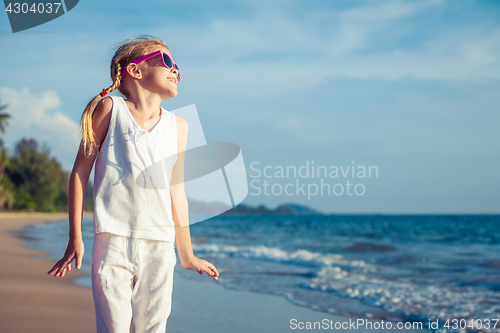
[
  {"xmin": 6, "ymin": 138, "xmax": 68, "ymax": 212},
  {"xmin": 51, "ymin": 167, "xmax": 94, "ymax": 212},
  {"xmin": 0, "ymin": 139, "xmax": 15, "ymax": 209},
  {"xmin": 0, "ymin": 100, "xmax": 10, "ymax": 134},
  {"xmin": 0, "ymin": 99, "xmax": 14, "ymax": 209},
  {"xmin": 0, "ymin": 101, "xmax": 88, "ymax": 212},
  {"xmin": 83, "ymin": 180, "xmax": 94, "ymax": 212}
]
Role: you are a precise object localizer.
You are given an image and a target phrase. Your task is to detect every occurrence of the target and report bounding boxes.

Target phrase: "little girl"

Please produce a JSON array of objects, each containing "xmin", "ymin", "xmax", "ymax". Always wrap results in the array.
[{"xmin": 48, "ymin": 35, "xmax": 219, "ymax": 333}]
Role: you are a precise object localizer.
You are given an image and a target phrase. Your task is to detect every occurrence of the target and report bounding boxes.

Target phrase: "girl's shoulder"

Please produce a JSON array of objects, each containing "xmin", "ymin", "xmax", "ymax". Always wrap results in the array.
[
  {"xmin": 174, "ymin": 114, "xmax": 188, "ymax": 132},
  {"xmin": 173, "ymin": 114, "xmax": 186, "ymax": 123},
  {"xmin": 92, "ymin": 96, "xmax": 114, "ymax": 146},
  {"xmin": 94, "ymin": 96, "xmax": 114, "ymax": 117}
]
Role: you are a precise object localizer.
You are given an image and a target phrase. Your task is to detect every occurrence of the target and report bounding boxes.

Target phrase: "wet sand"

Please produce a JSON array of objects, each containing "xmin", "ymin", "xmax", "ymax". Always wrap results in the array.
[
  {"xmin": 0, "ymin": 212, "xmax": 95, "ymax": 333},
  {"xmin": 0, "ymin": 212, "xmax": 431, "ymax": 333}
]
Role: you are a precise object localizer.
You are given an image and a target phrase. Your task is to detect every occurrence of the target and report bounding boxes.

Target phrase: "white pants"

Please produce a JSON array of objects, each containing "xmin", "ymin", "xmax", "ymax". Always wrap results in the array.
[{"xmin": 91, "ymin": 232, "xmax": 176, "ymax": 333}]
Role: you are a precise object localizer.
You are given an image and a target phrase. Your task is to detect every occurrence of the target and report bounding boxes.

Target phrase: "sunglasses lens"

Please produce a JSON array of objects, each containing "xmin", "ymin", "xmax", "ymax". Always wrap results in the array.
[
  {"xmin": 162, "ymin": 54, "xmax": 173, "ymax": 68},
  {"xmin": 173, "ymin": 63, "xmax": 181, "ymax": 81},
  {"xmin": 162, "ymin": 53, "xmax": 180, "ymax": 80}
]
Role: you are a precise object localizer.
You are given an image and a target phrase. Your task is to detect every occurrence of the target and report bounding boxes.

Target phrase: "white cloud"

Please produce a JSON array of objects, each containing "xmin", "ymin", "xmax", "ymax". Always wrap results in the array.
[
  {"xmin": 2, "ymin": 1, "xmax": 500, "ymax": 162},
  {"xmin": 326, "ymin": 0, "xmax": 444, "ymax": 55},
  {"xmin": 274, "ymin": 114, "xmax": 342, "ymax": 146},
  {"xmin": 338, "ymin": 0, "xmax": 443, "ymax": 22},
  {"xmin": 0, "ymin": 87, "xmax": 80, "ymax": 168},
  {"xmin": 271, "ymin": 92, "xmax": 500, "ymax": 157},
  {"xmin": 367, "ymin": 122, "xmax": 500, "ymax": 156},
  {"xmin": 171, "ymin": 0, "xmax": 500, "ymax": 93}
]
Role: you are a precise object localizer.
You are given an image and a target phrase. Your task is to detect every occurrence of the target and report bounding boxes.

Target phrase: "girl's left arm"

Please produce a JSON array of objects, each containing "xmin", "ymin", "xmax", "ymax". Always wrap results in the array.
[{"xmin": 170, "ymin": 115, "xmax": 218, "ymax": 281}]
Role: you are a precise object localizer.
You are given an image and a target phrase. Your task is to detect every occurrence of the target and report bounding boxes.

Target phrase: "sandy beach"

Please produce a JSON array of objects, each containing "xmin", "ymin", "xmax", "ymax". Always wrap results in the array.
[
  {"xmin": 1, "ymin": 212, "xmax": 345, "ymax": 333},
  {"xmin": 0, "ymin": 213, "xmax": 431, "ymax": 333},
  {"xmin": 0, "ymin": 212, "xmax": 95, "ymax": 333}
]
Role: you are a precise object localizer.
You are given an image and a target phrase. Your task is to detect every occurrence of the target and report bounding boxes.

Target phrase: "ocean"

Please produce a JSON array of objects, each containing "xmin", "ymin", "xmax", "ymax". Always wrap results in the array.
[{"xmin": 21, "ymin": 214, "xmax": 500, "ymax": 333}]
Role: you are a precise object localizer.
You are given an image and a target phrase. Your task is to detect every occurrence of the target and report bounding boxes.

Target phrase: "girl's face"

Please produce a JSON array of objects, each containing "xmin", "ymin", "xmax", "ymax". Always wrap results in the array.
[{"xmin": 140, "ymin": 46, "xmax": 179, "ymax": 99}]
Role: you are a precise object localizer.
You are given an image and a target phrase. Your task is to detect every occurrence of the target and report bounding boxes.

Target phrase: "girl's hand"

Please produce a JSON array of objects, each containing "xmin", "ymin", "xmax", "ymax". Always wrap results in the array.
[
  {"xmin": 47, "ymin": 238, "xmax": 84, "ymax": 278},
  {"xmin": 181, "ymin": 256, "xmax": 219, "ymax": 281}
]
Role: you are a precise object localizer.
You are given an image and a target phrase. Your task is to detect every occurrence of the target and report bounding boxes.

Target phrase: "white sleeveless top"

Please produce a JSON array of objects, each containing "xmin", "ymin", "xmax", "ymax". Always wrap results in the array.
[{"xmin": 93, "ymin": 95, "xmax": 178, "ymax": 241}]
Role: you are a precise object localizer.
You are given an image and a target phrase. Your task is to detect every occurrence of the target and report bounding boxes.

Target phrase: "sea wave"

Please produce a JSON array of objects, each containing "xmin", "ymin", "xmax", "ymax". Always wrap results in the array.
[
  {"xmin": 302, "ymin": 266, "xmax": 500, "ymax": 333},
  {"xmin": 193, "ymin": 242, "xmax": 500, "ymax": 333},
  {"xmin": 192, "ymin": 243, "xmax": 371, "ymax": 269}
]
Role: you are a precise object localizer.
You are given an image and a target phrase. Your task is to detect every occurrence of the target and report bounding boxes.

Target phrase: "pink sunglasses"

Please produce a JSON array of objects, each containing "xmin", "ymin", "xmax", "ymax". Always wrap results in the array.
[{"xmin": 121, "ymin": 50, "xmax": 181, "ymax": 81}]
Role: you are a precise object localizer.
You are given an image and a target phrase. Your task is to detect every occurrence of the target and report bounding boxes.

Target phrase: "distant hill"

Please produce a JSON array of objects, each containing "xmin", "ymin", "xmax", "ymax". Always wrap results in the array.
[
  {"xmin": 188, "ymin": 198, "xmax": 231, "ymax": 216},
  {"xmin": 220, "ymin": 203, "xmax": 323, "ymax": 216}
]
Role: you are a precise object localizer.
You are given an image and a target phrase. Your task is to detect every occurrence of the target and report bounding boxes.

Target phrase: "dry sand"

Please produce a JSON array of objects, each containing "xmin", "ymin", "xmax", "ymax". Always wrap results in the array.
[
  {"xmin": 0, "ymin": 212, "xmax": 95, "ymax": 333},
  {"xmin": 0, "ymin": 212, "xmax": 351, "ymax": 333},
  {"xmin": 0, "ymin": 212, "xmax": 430, "ymax": 333}
]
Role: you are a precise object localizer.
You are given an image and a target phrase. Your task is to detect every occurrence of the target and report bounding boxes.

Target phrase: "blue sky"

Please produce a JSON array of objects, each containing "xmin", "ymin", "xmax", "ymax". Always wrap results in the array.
[{"xmin": 1, "ymin": 0, "xmax": 499, "ymax": 213}]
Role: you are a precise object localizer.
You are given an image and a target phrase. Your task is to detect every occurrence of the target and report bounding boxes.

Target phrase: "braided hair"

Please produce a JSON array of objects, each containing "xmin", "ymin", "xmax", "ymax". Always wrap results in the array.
[{"xmin": 80, "ymin": 35, "xmax": 168, "ymax": 157}]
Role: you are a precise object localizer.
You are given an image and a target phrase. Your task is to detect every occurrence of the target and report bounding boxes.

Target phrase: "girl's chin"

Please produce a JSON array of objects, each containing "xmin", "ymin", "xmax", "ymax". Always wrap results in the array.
[{"xmin": 165, "ymin": 90, "xmax": 178, "ymax": 99}]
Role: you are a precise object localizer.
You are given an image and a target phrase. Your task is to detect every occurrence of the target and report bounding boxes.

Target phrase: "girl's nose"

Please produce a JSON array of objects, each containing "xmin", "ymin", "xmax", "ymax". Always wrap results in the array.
[{"xmin": 170, "ymin": 67, "xmax": 180, "ymax": 81}]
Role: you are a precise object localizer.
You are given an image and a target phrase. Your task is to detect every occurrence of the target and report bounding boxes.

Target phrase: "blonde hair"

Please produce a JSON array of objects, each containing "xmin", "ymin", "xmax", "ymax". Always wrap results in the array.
[{"xmin": 80, "ymin": 35, "xmax": 169, "ymax": 157}]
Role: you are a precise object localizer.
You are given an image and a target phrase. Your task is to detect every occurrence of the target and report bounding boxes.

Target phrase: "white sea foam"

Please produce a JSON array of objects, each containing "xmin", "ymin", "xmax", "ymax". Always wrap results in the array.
[
  {"xmin": 304, "ymin": 266, "xmax": 500, "ymax": 333},
  {"xmin": 192, "ymin": 243, "xmax": 370, "ymax": 269},
  {"xmin": 193, "ymin": 242, "xmax": 500, "ymax": 333}
]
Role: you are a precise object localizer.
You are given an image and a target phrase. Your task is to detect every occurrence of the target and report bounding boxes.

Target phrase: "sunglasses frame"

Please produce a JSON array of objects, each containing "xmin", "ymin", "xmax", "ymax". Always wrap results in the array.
[{"xmin": 121, "ymin": 50, "xmax": 181, "ymax": 81}]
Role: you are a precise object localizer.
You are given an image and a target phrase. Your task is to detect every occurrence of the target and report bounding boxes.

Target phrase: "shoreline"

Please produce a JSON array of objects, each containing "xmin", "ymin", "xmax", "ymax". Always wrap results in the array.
[
  {"xmin": 1, "ymin": 212, "xmax": 432, "ymax": 333},
  {"xmin": 0, "ymin": 212, "xmax": 95, "ymax": 333}
]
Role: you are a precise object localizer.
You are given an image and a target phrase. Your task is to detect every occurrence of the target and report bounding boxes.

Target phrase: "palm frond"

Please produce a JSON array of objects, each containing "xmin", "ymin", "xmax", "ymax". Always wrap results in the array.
[{"xmin": 0, "ymin": 100, "xmax": 11, "ymax": 134}]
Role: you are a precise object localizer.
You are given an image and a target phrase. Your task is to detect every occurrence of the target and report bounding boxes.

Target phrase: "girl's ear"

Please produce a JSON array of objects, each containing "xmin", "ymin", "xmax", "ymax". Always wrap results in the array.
[{"xmin": 127, "ymin": 63, "xmax": 142, "ymax": 79}]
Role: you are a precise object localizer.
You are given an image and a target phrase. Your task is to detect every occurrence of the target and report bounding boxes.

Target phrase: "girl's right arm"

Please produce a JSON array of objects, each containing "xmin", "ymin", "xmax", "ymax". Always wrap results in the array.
[{"xmin": 47, "ymin": 97, "xmax": 113, "ymax": 278}]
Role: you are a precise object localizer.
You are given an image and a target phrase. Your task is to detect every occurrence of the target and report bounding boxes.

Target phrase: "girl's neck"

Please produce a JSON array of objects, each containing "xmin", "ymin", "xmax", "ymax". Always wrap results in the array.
[{"xmin": 125, "ymin": 91, "xmax": 163, "ymax": 118}]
